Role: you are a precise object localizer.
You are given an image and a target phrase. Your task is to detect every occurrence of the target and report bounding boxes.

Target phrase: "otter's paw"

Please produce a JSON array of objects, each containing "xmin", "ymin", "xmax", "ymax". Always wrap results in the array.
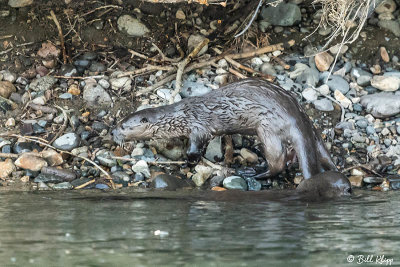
[{"xmin": 296, "ymin": 171, "xmax": 352, "ymax": 198}]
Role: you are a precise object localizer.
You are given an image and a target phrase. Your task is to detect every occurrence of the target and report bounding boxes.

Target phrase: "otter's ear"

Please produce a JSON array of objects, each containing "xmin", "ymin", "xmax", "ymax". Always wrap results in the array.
[{"xmin": 140, "ymin": 117, "xmax": 148, "ymax": 123}]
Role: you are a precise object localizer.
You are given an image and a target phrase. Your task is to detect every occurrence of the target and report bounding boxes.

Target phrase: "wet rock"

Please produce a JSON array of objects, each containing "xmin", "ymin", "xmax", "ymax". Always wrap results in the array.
[
  {"xmin": 315, "ymin": 52, "xmax": 334, "ymax": 72},
  {"xmin": 73, "ymin": 59, "xmax": 91, "ymax": 69},
  {"xmin": 191, "ymin": 165, "xmax": 213, "ymax": 187},
  {"xmin": 41, "ymin": 166, "xmax": 76, "ymax": 181},
  {"xmin": 112, "ymin": 171, "xmax": 131, "ymax": 185},
  {"xmin": 378, "ymin": 20, "xmax": 400, "ymax": 37},
  {"xmin": 83, "ymin": 84, "xmax": 112, "ymax": 106},
  {"xmin": 82, "ymin": 52, "xmax": 97, "ymax": 61},
  {"xmin": 313, "ymin": 98, "xmax": 334, "ymax": 111},
  {"xmin": 260, "ymin": 3, "xmax": 301, "ymax": 26},
  {"xmin": 223, "ymin": 176, "xmax": 248, "ymax": 191},
  {"xmin": 110, "ymin": 77, "xmax": 131, "ymax": 91},
  {"xmin": 360, "ymin": 93, "xmax": 400, "ymax": 118},
  {"xmin": 260, "ymin": 63, "xmax": 276, "ymax": 76},
  {"xmin": 209, "ymin": 175, "xmax": 225, "ymax": 188},
  {"xmin": 0, "ymin": 81, "xmax": 16, "ymax": 98},
  {"xmin": 150, "ymin": 174, "xmax": 195, "ymax": 190},
  {"xmin": 29, "ymin": 76, "xmax": 58, "ymax": 92},
  {"xmin": 205, "ymin": 136, "xmax": 223, "ymax": 162},
  {"xmin": 70, "ymin": 177, "xmax": 93, "ymax": 188},
  {"xmin": 370, "ymin": 75, "xmax": 400, "ymax": 91},
  {"xmin": 240, "ymin": 148, "xmax": 258, "ymax": 164},
  {"xmin": 51, "ymin": 182, "xmax": 73, "ymax": 190},
  {"xmin": 117, "ymin": 15, "xmax": 150, "ymax": 37},
  {"xmin": 0, "ymin": 159, "xmax": 16, "ymax": 179},
  {"xmin": 8, "ymin": 0, "xmax": 33, "ymax": 7},
  {"xmin": 52, "ymin": 133, "xmax": 80, "ymax": 151},
  {"xmin": 96, "ymin": 150, "xmax": 117, "ymax": 167},
  {"xmin": 95, "ymin": 184, "xmax": 110, "ymax": 190},
  {"xmin": 187, "ymin": 34, "xmax": 208, "ymax": 56},
  {"xmin": 13, "ymin": 141, "xmax": 39, "ymax": 154},
  {"xmin": 134, "ymin": 172, "xmax": 145, "ymax": 182},
  {"xmin": 15, "ymin": 153, "xmax": 47, "ymax": 171},
  {"xmin": 244, "ymin": 176, "xmax": 261, "ymax": 191},
  {"xmin": 132, "ymin": 160, "xmax": 151, "ymax": 178}
]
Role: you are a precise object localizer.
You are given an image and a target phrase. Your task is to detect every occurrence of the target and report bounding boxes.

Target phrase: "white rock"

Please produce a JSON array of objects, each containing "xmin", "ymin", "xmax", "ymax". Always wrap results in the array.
[
  {"xmin": 302, "ymin": 88, "xmax": 319, "ymax": 101},
  {"xmin": 334, "ymin": 90, "xmax": 352, "ymax": 108},
  {"xmin": 371, "ymin": 75, "xmax": 400, "ymax": 91}
]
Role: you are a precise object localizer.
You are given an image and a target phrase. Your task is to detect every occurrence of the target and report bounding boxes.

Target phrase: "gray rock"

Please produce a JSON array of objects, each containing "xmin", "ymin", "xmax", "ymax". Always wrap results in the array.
[
  {"xmin": 51, "ymin": 182, "xmax": 73, "ymax": 190},
  {"xmin": 223, "ymin": 176, "xmax": 248, "ymax": 191},
  {"xmin": 351, "ymin": 68, "xmax": 372, "ymax": 79},
  {"xmin": 296, "ymin": 68, "xmax": 319, "ymax": 87},
  {"xmin": 150, "ymin": 174, "xmax": 195, "ymax": 190},
  {"xmin": 378, "ymin": 20, "xmax": 400, "ymax": 37},
  {"xmin": 34, "ymin": 173, "xmax": 65, "ymax": 183},
  {"xmin": 366, "ymin": 126, "xmax": 376, "ymax": 135},
  {"xmin": 360, "ymin": 93, "xmax": 400, "ymax": 118},
  {"xmin": 302, "ymin": 88, "xmax": 318, "ymax": 101},
  {"xmin": 89, "ymin": 62, "xmax": 106, "ymax": 72},
  {"xmin": 96, "ymin": 150, "xmax": 117, "ymax": 167},
  {"xmin": 110, "ymin": 77, "xmax": 131, "ymax": 91},
  {"xmin": 148, "ymin": 139, "xmax": 184, "ymax": 160},
  {"xmin": 325, "ymin": 75, "xmax": 350, "ymax": 94},
  {"xmin": 132, "ymin": 160, "xmax": 151, "ymax": 178},
  {"xmin": 83, "ymin": 84, "xmax": 112, "ymax": 106},
  {"xmin": 356, "ymin": 119, "xmax": 368, "ymax": 128},
  {"xmin": 313, "ymin": 98, "xmax": 334, "ymax": 111},
  {"xmin": 52, "ymin": 133, "xmax": 80, "ymax": 151},
  {"xmin": 8, "ymin": 0, "xmax": 33, "ymax": 7},
  {"xmin": 181, "ymin": 81, "xmax": 211, "ymax": 97},
  {"xmin": 98, "ymin": 79, "xmax": 110, "ymax": 89},
  {"xmin": 260, "ymin": 3, "xmax": 301, "ymax": 26},
  {"xmin": 244, "ymin": 177, "xmax": 261, "ymax": 191},
  {"xmin": 117, "ymin": 15, "xmax": 149, "ymax": 37},
  {"xmin": 205, "ymin": 136, "xmax": 223, "ymax": 162},
  {"xmin": 29, "ymin": 76, "xmax": 58, "ymax": 92},
  {"xmin": 384, "ymin": 71, "xmax": 400, "ymax": 79},
  {"xmin": 59, "ymin": 64, "xmax": 77, "ymax": 77},
  {"xmin": 357, "ymin": 75, "xmax": 372, "ymax": 86}
]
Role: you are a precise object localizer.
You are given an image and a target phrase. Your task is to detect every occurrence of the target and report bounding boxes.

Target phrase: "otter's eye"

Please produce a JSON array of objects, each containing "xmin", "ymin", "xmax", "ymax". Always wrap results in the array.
[{"xmin": 140, "ymin": 118, "xmax": 148, "ymax": 123}]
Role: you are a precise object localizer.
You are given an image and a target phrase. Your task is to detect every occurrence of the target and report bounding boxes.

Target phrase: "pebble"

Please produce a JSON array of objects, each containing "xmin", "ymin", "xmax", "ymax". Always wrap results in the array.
[
  {"xmin": 315, "ymin": 52, "xmax": 334, "ymax": 72},
  {"xmin": 348, "ymin": 176, "xmax": 363, "ymax": 187},
  {"xmin": 223, "ymin": 176, "xmax": 248, "ymax": 191},
  {"xmin": 260, "ymin": 63, "xmax": 277, "ymax": 76},
  {"xmin": 375, "ymin": 0, "xmax": 396, "ymax": 14},
  {"xmin": 150, "ymin": 174, "xmax": 194, "ymax": 190},
  {"xmin": 41, "ymin": 149, "xmax": 63, "ymax": 166},
  {"xmin": 334, "ymin": 90, "xmax": 352, "ymax": 108},
  {"xmin": 52, "ymin": 133, "xmax": 80, "ymax": 151},
  {"xmin": 371, "ymin": 75, "xmax": 400, "ymax": 91},
  {"xmin": 175, "ymin": 9, "xmax": 186, "ymax": 20},
  {"xmin": 325, "ymin": 75, "xmax": 350, "ymax": 94},
  {"xmin": 357, "ymin": 75, "xmax": 372, "ymax": 86},
  {"xmin": 96, "ymin": 150, "xmax": 117, "ymax": 167},
  {"xmin": 95, "ymin": 184, "xmax": 110, "ymax": 190},
  {"xmin": 59, "ymin": 64, "xmax": 77, "ymax": 77},
  {"xmin": 29, "ymin": 76, "xmax": 58, "ymax": 92},
  {"xmin": 132, "ymin": 160, "xmax": 151, "ymax": 178},
  {"xmin": 313, "ymin": 98, "xmax": 334, "ymax": 111},
  {"xmin": 0, "ymin": 159, "xmax": 16, "ymax": 179},
  {"xmin": 244, "ymin": 176, "xmax": 262, "ymax": 191},
  {"xmin": 302, "ymin": 87, "xmax": 319, "ymax": 101},
  {"xmin": 0, "ymin": 81, "xmax": 16, "ymax": 98},
  {"xmin": 15, "ymin": 153, "xmax": 48, "ymax": 171},
  {"xmin": 191, "ymin": 165, "xmax": 213, "ymax": 187},
  {"xmin": 83, "ymin": 84, "xmax": 112, "ymax": 106},
  {"xmin": 98, "ymin": 79, "xmax": 110, "ymax": 89},
  {"xmin": 110, "ymin": 77, "xmax": 131, "ymax": 91},
  {"xmin": 316, "ymin": 84, "xmax": 330, "ymax": 95},
  {"xmin": 8, "ymin": 0, "xmax": 33, "ymax": 8},
  {"xmin": 52, "ymin": 182, "xmax": 73, "ymax": 190},
  {"xmin": 5, "ymin": 118, "xmax": 15, "ymax": 127},
  {"xmin": 378, "ymin": 20, "xmax": 400, "ymax": 37},
  {"xmin": 181, "ymin": 81, "xmax": 211, "ymax": 97},
  {"xmin": 117, "ymin": 15, "xmax": 150, "ymax": 37},
  {"xmin": 205, "ymin": 137, "xmax": 223, "ymax": 162},
  {"xmin": 240, "ymin": 148, "xmax": 259, "ymax": 164}
]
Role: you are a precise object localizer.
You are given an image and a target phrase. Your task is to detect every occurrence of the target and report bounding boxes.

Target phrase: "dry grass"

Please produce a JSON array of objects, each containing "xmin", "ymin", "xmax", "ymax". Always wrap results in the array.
[{"xmin": 312, "ymin": 0, "xmax": 382, "ymax": 49}]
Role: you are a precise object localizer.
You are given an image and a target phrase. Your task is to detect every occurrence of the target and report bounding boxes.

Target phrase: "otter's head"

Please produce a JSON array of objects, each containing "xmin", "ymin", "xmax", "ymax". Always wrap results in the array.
[
  {"xmin": 296, "ymin": 171, "xmax": 352, "ymax": 199},
  {"xmin": 112, "ymin": 109, "xmax": 157, "ymax": 145}
]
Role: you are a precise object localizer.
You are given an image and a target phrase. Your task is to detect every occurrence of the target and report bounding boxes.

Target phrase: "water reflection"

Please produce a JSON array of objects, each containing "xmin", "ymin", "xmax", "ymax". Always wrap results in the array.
[{"xmin": 0, "ymin": 190, "xmax": 398, "ymax": 266}]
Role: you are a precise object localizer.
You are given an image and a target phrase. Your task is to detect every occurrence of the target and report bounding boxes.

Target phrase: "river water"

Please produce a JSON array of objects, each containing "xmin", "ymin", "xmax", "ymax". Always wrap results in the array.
[{"xmin": 0, "ymin": 189, "xmax": 397, "ymax": 266}]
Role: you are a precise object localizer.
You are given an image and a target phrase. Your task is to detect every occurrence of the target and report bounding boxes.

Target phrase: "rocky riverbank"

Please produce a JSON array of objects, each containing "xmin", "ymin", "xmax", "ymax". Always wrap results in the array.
[{"xmin": 0, "ymin": 0, "xmax": 400, "ymax": 192}]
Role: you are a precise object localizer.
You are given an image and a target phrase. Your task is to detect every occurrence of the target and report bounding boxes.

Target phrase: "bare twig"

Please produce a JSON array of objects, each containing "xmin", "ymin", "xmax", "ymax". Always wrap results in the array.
[
  {"xmin": 0, "ymin": 152, "xmax": 19, "ymax": 159},
  {"xmin": 117, "ymin": 65, "xmax": 175, "ymax": 78},
  {"xmin": 50, "ymin": 10, "xmax": 67, "ymax": 64}
]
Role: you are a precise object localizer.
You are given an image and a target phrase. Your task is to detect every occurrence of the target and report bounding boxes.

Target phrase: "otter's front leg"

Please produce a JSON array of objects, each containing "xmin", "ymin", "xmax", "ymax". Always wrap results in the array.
[{"xmin": 186, "ymin": 131, "xmax": 211, "ymax": 164}]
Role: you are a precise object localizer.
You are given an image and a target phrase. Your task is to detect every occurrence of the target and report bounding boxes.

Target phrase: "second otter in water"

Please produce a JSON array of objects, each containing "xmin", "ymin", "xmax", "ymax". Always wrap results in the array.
[{"xmin": 112, "ymin": 79, "xmax": 350, "ymax": 194}]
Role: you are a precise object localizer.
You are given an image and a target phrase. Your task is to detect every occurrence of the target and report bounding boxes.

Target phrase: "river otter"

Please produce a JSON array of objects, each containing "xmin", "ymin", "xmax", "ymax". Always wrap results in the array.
[{"xmin": 112, "ymin": 79, "xmax": 350, "ymax": 195}]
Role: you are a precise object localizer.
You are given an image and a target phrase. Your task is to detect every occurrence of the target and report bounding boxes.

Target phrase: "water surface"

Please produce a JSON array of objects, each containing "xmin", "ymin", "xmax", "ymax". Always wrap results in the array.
[{"xmin": 0, "ymin": 189, "xmax": 397, "ymax": 266}]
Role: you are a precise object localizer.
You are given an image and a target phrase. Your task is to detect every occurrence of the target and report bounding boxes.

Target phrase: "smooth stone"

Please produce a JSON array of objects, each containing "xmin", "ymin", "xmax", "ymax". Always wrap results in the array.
[
  {"xmin": 357, "ymin": 75, "xmax": 372, "ymax": 86},
  {"xmin": 360, "ymin": 93, "xmax": 400, "ymax": 118},
  {"xmin": 15, "ymin": 153, "xmax": 47, "ymax": 171},
  {"xmin": 89, "ymin": 62, "xmax": 106, "ymax": 72},
  {"xmin": 83, "ymin": 84, "xmax": 112, "ymax": 106},
  {"xmin": 187, "ymin": 34, "xmax": 208, "ymax": 56},
  {"xmin": 150, "ymin": 174, "xmax": 195, "ymax": 190},
  {"xmin": 117, "ymin": 15, "xmax": 150, "ymax": 37},
  {"xmin": 205, "ymin": 136, "xmax": 223, "ymax": 162},
  {"xmin": 132, "ymin": 160, "xmax": 151, "ymax": 178},
  {"xmin": 356, "ymin": 120, "xmax": 368, "ymax": 128},
  {"xmin": 260, "ymin": 63, "xmax": 277, "ymax": 76},
  {"xmin": 52, "ymin": 182, "xmax": 73, "ymax": 190},
  {"xmin": 52, "ymin": 133, "xmax": 80, "ymax": 151},
  {"xmin": 302, "ymin": 87, "xmax": 318, "ymax": 101},
  {"xmin": 0, "ymin": 81, "xmax": 16, "ymax": 99},
  {"xmin": 98, "ymin": 79, "xmax": 110, "ymax": 89},
  {"xmin": 363, "ymin": 177, "xmax": 385, "ymax": 184},
  {"xmin": 313, "ymin": 99, "xmax": 334, "ymax": 112},
  {"xmin": 366, "ymin": 126, "xmax": 376, "ymax": 135},
  {"xmin": 34, "ymin": 173, "xmax": 64, "ymax": 183},
  {"xmin": 244, "ymin": 176, "xmax": 262, "ymax": 191},
  {"xmin": 375, "ymin": 0, "xmax": 396, "ymax": 14},
  {"xmin": 371, "ymin": 75, "xmax": 400, "ymax": 91},
  {"xmin": 223, "ymin": 176, "xmax": 248, "ymax": 191},
  {"xmin": 378, "ymin": 20, "xmax": 400, "ymax": 37},
  {"xmin": 96, "ymin": 150, "xmax": 117, "ymax": 167},
  {"xmin": 325, "ymin": 75, "xmax": 350, "ymax": 94},
  {"xmin": 95, "ymin": 184, "xmax": 110, "ymax": 190},
  {"xmin": 0, "ymin": 159, "xmax": 15, "ymax": 179},
  {"xmin": 110, "ymin": 77, "xmax": 131, "ymax": 91},
  {"xmin": 8, "ymin": 0, "xmax": 33, "ymax": 7},
  {"xmin": 191, "ymin": 165, "xmax": 213, "ymax": 187},
  {"xmin": 82, "ymin": 52, "xmax": 97, "ymax": 61},
  {"xmin": 351, "ymin": 68, "xmax": 372, "ymax": 78}
]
